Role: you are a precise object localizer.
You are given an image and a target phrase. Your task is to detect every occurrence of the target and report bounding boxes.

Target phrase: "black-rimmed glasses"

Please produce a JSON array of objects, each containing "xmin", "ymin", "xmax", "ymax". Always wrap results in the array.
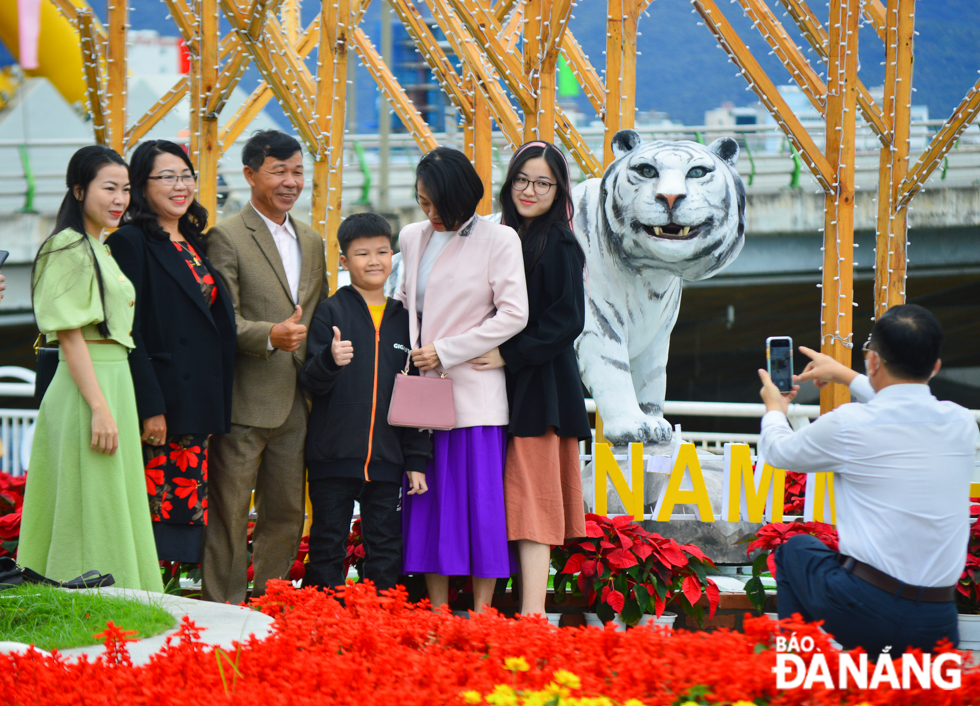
[
  {"xmin": 147, "ymin": 174, "xmax": 197, "ymax": 186},
  {"xmin": 512, "ymin": 176, "xmax": 556, "ymax": 195}
]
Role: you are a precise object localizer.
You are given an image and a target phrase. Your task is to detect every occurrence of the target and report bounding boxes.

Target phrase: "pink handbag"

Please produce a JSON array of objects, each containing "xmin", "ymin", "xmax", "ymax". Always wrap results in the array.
[{"xmin": 387, "ymin": 346, "xmax": 456, "ymax": 430}]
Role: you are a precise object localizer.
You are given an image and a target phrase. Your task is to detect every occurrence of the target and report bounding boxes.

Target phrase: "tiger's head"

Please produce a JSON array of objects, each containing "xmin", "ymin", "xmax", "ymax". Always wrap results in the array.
[{"xmin": 597, "ymin": 130, "xmax": 745, "ymax": 281}]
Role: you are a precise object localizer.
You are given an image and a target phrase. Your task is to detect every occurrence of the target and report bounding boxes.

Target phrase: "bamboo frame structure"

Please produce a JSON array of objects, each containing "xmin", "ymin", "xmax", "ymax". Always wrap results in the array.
[{"xmin": 67, "ymin": 0, "xmax": 976, "ymax": 415}]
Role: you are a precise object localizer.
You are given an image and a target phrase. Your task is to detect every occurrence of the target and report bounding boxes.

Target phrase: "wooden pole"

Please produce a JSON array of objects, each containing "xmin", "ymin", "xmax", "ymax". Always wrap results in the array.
[
  {"xmin": 312, "ymin": 0, "xmax": 352, "ymax": 295},
  {"xmin": 473, "ymin": 79, "xmax": 494, "ymax": 215},
  {"xmin": 282, "ymin": 0, "xmax": 301, "ymax": 44},
  {"xmin": 77, "ymin": 9, "xmax": 107, "ymax": 146},
  {"xmin": 379, "ymin": 0, "xmax": 392, "ymax": 213},
  {"xmin": 604, "ymin": 0, "xmax": 639, "ymax": 165},
  {"xmin": 523, "ymin": 0, "xmax": 543, "ymax": 141},
  {"xmin": 523, "ymin": 0, "xmax": 572, "ymax": 144},
  {"xmin": 874, "ymin": 0, "xmax": 914, "ymax": 318},
  {"xmin": 197, "ymin": 0, "xmax": 220, "ymax": 227},
  {"xmin": 105, "ymin": 0, "xmax": 127, "ymax": 154},
  {"xmin": 819, "ymin": 0, "xmax": 860, "ymax": 413}
]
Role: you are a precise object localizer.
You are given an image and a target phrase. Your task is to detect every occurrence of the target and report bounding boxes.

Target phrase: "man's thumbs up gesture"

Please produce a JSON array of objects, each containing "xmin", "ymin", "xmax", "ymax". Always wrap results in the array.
[
  {"xmin": 331, "ymin": 326, "xmax": 354, "ymax": 366},
  {"xmin": 270, "ymin": 305, "xmax": 308, "ymax": 352}
]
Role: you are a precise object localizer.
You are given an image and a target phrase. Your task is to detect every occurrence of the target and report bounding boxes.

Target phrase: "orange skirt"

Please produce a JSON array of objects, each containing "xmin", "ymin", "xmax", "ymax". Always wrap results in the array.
[{"xmin": 503, "ymin": 427, "xmax": 586, "ymax": 545}]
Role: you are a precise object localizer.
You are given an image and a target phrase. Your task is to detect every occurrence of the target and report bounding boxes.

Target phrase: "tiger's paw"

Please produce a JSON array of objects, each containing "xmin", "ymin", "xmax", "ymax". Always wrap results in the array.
[{"xmin": 601, "ymin": 414, "xmax": 673, "ymax": 445}]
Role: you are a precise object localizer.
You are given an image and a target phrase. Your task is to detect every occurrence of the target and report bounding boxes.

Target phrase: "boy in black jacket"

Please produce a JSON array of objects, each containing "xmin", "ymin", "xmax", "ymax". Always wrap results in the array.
[{"xmin": 299, "ymin": 213, "xmax": 431, "ymax": 592}]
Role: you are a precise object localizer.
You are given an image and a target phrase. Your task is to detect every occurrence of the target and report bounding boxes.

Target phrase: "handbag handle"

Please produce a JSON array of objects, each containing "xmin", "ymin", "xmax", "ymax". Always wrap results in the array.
[{"xmin": 393, "ymin": 343, "xmax": 448, "ymax": 378}]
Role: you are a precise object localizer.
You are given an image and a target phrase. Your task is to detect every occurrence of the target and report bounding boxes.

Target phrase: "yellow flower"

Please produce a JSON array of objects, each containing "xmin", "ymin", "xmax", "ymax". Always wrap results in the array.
[
  {"xmin": 503, "ymin": 656, "xmax": 531, "ymax": 672},
  {"xmin": 623, "ymin": 700, "xmax": 646, "ymax": 706},
  {"xmin": 553, "ymin": 671, "xmax": 581, "ymax": 690},
  {"xmin": 521, "ymin": 692, "xmax": 549, "ymax": 706},
  {"xmin": 486, "ymin": 684, "xmax": 519, "ymax": 706},
  {"xmin": 460, "ymin": 691, "xmax": 483, "ymax": 704},
  {"xmin": 731, "ymin": 702, "xmax": 756, "ymax": 706}
]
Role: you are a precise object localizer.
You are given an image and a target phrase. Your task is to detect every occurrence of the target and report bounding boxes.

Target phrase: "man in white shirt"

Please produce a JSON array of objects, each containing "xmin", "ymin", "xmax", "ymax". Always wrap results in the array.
[
  {"xmin": 204, "ymin": 130, "xmax": 330, "ymax": 603},
  {"xmin": 758, "ymin": 304, "xmax": 979, "ymax": 655}
]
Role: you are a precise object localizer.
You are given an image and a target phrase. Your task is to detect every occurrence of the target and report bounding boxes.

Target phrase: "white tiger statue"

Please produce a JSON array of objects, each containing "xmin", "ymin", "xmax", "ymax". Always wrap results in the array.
[{"xmin": 574, "ymin": 130, "xmax": 745, "ymax": 445}]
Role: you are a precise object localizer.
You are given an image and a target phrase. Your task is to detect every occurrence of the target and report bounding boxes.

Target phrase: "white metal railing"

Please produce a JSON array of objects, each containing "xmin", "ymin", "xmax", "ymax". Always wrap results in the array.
[{"xmin": 0, "ymin": 409, "xmax": 36, "ymax": 476}]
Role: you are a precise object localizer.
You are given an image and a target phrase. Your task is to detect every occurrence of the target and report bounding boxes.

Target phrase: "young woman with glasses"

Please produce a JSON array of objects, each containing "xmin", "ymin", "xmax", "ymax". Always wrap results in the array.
[
  {"xmin": 469, "ymin": 141, "xmax": 591, "ymax": 618},
  {"xmin": 105, "ymin": 140, "xmax": 236, "ymax": 567}
]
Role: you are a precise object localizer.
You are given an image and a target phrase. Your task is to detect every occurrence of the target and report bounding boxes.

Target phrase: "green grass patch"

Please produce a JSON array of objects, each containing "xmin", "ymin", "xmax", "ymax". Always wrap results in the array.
[{"xmin": 0, "ymin": 584, "xmax": 175, "ymax": 651}]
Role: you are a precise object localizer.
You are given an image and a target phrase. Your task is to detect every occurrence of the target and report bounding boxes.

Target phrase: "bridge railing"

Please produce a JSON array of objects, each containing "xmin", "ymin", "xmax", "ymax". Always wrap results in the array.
[
  {"xmin": 2, "ymin": 121, "xmax": 979, "ymax": 216},
  {"xmin": 3, "ymin": 365, "xmax": 978, "ymax": 475}
]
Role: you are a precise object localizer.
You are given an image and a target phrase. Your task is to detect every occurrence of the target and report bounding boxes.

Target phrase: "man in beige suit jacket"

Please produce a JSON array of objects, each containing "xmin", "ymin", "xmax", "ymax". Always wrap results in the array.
[{"xmin": 203, "ymin": 130, "xmax": 329, "ymax": 603}]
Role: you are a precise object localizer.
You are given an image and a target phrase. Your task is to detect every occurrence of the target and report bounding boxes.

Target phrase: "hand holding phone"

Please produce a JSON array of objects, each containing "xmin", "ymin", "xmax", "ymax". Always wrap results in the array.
[{"xmin": 766, "ymin": 336, "xmax": 794, "ymax": 393}]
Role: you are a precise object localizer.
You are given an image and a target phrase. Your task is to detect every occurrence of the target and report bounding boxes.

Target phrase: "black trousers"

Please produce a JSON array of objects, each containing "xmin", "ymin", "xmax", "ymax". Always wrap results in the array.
[
  {"xmin": 304, "ymin": 477, "xmax": 402, "ymax": 593},
  {"xmin": 775, "ymin": 534, "xmax": 959, "ymax": 655}
]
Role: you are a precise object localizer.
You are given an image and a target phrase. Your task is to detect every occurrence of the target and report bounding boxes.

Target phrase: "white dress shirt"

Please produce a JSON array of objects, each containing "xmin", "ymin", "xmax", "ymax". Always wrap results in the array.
[
  {"xmin": 252, "ymin": 203, "xmax": 302, "ymax": 352},
  {"xmin": 252, "ymin": 202, "xmax": 301, "ymax": 303},
  {"xmin": 415, "ymin": 229, "xmax": 455, "ymax": 315},
  {"xmin": 760, "ymin": 375, "xmax": 980, "ymax": 587}
]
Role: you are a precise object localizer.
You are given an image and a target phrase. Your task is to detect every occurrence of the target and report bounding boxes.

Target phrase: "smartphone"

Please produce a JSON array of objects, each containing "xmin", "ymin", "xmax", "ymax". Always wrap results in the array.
[
  {"xmin": 0, "ymin": 250, "xmax": 8, "ymax": 268},
  {"xmin": 766, "ymin": 336, "xmax": 794, "ymax": 393}
]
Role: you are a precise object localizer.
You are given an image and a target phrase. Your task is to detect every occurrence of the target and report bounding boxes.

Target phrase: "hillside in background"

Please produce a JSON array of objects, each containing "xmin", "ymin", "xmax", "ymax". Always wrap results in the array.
[{"xmin": 24, "ymin": 0, "xmax": 980, "ymax": 130}]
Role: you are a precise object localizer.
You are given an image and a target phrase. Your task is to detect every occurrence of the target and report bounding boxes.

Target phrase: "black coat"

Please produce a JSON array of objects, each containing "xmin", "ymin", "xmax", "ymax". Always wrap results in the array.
[
  {"xmin": 499, "ymin": 226, "xmax": 591, "ymax": 439},
  {"xmin": 299, "ymin": 286, "xmax": 432, "ymax": 483},
  {"xmin": 106, "ymin": 223, "xmax": 236, "ymax": 435}
]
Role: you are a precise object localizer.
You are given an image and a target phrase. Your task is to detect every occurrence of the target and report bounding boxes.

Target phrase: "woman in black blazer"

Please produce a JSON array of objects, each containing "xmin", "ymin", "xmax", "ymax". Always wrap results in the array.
[
  {"xmin": 106, "ymin": 140, "xmax": 236, "ymax": 565},
  {"xmin": 470, "ymin": 141, "xmax": 591, "ymax": 618}
]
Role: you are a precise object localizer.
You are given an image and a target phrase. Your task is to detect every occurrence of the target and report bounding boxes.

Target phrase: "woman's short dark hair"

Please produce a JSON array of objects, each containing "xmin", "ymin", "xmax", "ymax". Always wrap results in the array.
[
  {"xmin": 415, "ymin": 147, "xmax": 483, "ymax": 232},
  {"xmin": 498, "ymin": 141, "xmax": 581, "ymax": 270},
  {"xmin": 32, "ymin": 145, "xmax": 129, "ymax": 339},
  {"xmin": 338, "ymin": 213, "xmax": 392, "ymax": 255},
  {"xmin": 869, "ymin": 304, "xmax": 944, "ymax": 380},
  {"xmin": 242, "ymin": 130, "xmax": 303, "ymax": 171},
  {"xmin": 124, "ymin": 140, "xmax": 209, "ymax": 253}
]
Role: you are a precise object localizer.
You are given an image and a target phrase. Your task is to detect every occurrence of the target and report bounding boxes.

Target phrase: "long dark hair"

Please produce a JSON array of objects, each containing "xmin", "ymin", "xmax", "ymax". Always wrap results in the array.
[
  {"xmin": 415, "ymin": 147, "xmax": 484, "ymax": 232},
  {"xmin": 31, "ymin": 145, "xmax": 129, "ymax": 339},
  {"xmin": 124, "ymin": 140, "xmax": 209, "ymax": 253},
  {"xmin": 498, "ymin": 141, "xmax": 582, "ymax": 270}
]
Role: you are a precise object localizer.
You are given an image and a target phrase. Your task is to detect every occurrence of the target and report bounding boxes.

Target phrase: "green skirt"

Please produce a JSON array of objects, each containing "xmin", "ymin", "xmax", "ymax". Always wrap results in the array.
[{"xmin": 18, "ymin": 344, "xmax": 164, "ymax": 592}]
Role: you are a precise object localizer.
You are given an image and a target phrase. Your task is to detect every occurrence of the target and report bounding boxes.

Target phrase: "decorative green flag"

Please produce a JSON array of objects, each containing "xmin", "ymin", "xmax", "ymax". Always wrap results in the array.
[{"xmin": 558, "ymin": 54, "xmax": 580, "ymax": 97}]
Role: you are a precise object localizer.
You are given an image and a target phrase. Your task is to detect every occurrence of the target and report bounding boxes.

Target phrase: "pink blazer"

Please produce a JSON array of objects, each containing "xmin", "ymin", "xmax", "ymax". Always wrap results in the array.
[{"xmin": 396, "ymin": 215, "xmax": 529, "ymax": 428}]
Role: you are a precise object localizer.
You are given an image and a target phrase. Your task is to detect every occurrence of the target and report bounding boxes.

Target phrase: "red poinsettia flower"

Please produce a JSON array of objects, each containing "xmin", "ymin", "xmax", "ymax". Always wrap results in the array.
[
  {"xmin": 169, "ymin": 443, "xmax": 201, "ymax": 472},
  {"xmin": 0, "ymin": 507, "xmax": 22, "ymax": 540},
  {"xmin": 172, "ymin": 477, "xmax": 199, "ymax": 509},
  {"xmin": 0, "ymin": 472, "xmax": 26, "ymax": 508}
]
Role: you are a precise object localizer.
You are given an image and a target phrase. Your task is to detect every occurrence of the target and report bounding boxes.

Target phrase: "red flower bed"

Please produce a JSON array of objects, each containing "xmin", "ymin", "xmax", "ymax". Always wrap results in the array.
[{"xmin": 3, "ymin": 581, "xmax": 978, "ymax": 704}]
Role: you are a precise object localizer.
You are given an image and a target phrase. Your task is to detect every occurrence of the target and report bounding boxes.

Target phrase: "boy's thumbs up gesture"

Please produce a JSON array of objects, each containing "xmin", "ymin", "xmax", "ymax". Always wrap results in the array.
[{"xmin": 331, "ymin": 326, "xmax": 354, "ymax": 366}]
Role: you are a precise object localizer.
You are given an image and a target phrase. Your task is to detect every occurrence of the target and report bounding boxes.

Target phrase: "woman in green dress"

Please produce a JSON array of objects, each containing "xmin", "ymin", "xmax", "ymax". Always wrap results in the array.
[{"xmin": 18, "ymin": 145, "xmax": 164, "ymax": 592}]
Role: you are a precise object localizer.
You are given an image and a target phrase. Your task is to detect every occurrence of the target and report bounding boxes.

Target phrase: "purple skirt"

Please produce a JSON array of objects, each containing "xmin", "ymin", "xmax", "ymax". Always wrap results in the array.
[{"xmin": 402, "ymin": 426, "xmax": 515, "ymax": 578}]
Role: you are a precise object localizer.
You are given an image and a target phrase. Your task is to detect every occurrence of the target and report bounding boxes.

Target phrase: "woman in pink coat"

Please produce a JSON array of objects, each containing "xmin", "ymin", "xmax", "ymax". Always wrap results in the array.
[{"xmin": 398, "ymin": 147, "xmax": 529, "ymax": 612}]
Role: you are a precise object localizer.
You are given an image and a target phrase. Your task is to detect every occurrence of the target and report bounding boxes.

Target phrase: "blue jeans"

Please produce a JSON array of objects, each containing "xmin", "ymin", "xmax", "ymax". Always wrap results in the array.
[{"xmin": 775, "ymin": 535, "xmax": 958, "ymax": 655}]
